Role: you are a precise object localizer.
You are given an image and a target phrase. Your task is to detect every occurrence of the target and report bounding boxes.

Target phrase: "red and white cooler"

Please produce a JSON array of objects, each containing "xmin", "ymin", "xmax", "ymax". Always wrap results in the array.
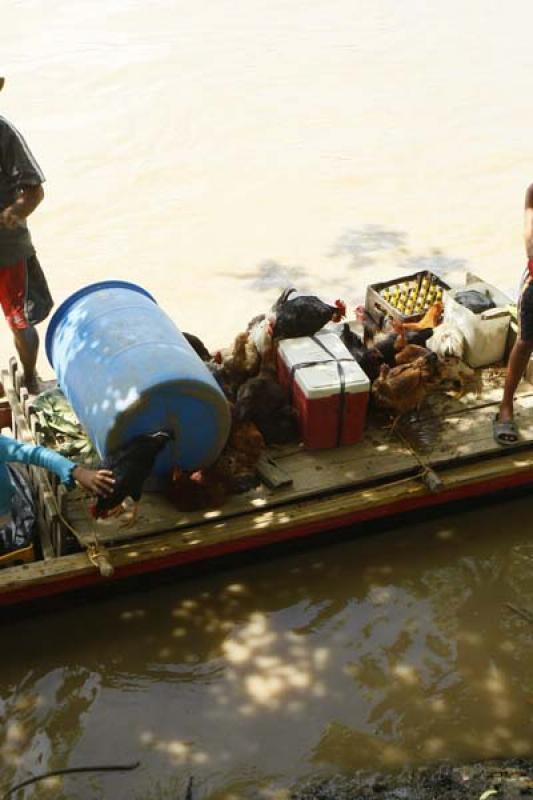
[{"xmin": 277, "ymin": 332, "xmax": 370, "ymax": 449}]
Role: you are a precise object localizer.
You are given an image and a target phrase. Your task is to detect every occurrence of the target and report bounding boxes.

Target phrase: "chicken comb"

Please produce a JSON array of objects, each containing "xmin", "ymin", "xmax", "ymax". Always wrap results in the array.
[{"xmin": 333, "ymin": 299, "xmax": 347, "ymax": 320}]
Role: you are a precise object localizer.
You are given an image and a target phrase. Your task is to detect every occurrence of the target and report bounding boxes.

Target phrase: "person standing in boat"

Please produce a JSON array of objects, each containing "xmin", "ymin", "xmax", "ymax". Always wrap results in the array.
[
  {"xmin": 0, "ymin": 77, "xmax": 53, "ymax": 394},
  {"xmin": 494, "ymin": 183, "xmax": 533, "ymax": 445}
]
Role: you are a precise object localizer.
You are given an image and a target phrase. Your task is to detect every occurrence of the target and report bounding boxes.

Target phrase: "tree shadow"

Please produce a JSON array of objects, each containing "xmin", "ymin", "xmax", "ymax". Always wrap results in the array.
[
  {"xmin": 221, "ymin": 224, "xmax": 469, "ymax": 307},
  {"xmin": 240, "ymin": 259, "xmax": 312, "ymax": 293},
  {"xmin": 398, "ymin": 251, "xmax": 468, "ymax": 277},
  {"xmin": 328, "ymin": 224, "xmax": 409, "ymax": 269}
]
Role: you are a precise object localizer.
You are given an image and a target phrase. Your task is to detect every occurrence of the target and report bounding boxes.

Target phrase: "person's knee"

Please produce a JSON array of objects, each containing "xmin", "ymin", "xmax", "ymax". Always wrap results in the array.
[{"xmin": 12, "ymin": 326, "xmax": 37, "ymax": 344}]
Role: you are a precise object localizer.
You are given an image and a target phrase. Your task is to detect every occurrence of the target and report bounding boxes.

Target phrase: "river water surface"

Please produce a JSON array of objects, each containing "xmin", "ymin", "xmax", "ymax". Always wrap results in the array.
[{"xmin": 2, "ymin": 1, "xmax": 533, "ymax": 797}]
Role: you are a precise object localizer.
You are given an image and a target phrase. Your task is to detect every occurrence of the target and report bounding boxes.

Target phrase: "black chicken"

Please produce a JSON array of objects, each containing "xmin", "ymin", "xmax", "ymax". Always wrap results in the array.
[
  {"xmin": 91, "ymin": 430, "xmax": 174, "ymax": 524},
  {"xmin": 234, "ymin": 368, "xmax": 298, "ymax": 444},
  {"xmin": 340, "ymin": 324, "xmax": 385, "ymax": 382},
  {"xmin": 183, "ymin": 332, "xmax": 211, "ymax": 361},
  {"xmin": 372, "ymin": 327, "xmax": 435, "ymax": 367},
  {"xmin": 270, "ymin": 288, "xmax": 346, "ymax": 340}
]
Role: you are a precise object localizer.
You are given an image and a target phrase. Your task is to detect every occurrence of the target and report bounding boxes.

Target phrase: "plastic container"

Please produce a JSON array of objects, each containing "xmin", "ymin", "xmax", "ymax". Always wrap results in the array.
[
  {"xmin": 443, "ymin": 281, "xmax": 512, "ymax": 368},
  {"xmin": 276, "ymin": 332, "xmax": 370, "ymax": 449},
  {"xmin": 45, "ymin": 281, "xmax": 231, "ymax": 475},
  {"xmin": 366, "ymin": 270, "xmax": 450, "ymax": 325}
]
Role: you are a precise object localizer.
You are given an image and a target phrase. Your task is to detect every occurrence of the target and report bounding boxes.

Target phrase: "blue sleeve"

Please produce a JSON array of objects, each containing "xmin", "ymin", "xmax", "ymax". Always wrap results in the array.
[{"xmin": 0, "ymin": 434, "xmax": 76, "ymax": 487}]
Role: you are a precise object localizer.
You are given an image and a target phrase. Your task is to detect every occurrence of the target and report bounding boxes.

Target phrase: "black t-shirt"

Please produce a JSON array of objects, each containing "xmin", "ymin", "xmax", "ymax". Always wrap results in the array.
[{"xmin": 0, "ymin": 115, "xmax": 45, "ymax": 267}]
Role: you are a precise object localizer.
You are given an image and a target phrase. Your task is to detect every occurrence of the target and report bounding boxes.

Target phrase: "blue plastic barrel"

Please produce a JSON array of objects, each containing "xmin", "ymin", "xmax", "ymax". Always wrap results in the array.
[{"xmin": 45, "ymin": 280, "xmax": 231, "ymax": 475}]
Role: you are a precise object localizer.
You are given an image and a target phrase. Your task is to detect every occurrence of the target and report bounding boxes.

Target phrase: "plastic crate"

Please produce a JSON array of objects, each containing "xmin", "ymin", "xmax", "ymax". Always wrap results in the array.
[{"xmin": 365, "ymin": 271, "xmax": 451, "ymax": 325}]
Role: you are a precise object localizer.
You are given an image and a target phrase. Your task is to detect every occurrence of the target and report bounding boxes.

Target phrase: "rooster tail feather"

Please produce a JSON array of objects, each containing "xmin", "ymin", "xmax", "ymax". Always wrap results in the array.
[{"xmin": 273, "ymin": 287, "xmax": 297, "ymax": 310}]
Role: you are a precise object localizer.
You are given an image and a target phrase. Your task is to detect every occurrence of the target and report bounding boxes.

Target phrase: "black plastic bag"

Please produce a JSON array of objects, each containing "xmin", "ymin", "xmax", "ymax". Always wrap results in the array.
[
  {"xmin": 0, "ymin": 465, "xmax": 36, "ymax": 554},
  {"xmin": 454, "ymin": 289, "xmax": 496, "ymax": 314}
]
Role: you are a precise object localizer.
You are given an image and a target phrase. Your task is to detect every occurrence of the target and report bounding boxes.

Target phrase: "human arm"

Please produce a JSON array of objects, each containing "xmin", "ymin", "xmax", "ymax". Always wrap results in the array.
[
  {"xmin": 0, "ymin": 435, "xmax": 114, "ymax": 496},
  {"xmin": 0, "ymin": 184, "xmax": 44, "ymax": 229},
  {"xmin": 0, "ymin": 117, "xmax": 45, "ymax": 228}
]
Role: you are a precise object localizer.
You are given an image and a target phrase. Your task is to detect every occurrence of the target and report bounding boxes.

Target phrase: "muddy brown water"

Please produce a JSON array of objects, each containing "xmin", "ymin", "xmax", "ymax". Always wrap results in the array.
[{"xmin": 2, "ymin": 494, "xmax": 533, "ymax": 799}]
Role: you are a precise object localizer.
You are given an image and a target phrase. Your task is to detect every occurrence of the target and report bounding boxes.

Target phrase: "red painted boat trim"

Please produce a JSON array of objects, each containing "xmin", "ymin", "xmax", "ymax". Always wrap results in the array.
[{"xmin": 2, "ymin": 467, "xmax": 533, "ymax": 608}]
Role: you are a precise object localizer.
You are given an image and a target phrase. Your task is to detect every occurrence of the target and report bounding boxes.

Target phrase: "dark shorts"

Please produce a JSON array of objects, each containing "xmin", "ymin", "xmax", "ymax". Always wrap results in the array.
[{"xmin": 0, "ymin": 255, "xmax": 53, "ymax": 331}]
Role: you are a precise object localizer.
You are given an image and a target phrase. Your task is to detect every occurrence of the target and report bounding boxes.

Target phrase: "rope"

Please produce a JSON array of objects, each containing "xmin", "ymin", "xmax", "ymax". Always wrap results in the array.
[{"xmin": 393, "ymin": 427, "xmax": 443, "ymax": 492}]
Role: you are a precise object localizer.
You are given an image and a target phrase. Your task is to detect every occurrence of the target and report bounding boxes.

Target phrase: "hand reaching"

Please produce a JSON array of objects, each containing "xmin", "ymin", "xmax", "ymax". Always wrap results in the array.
[{"xmin": 72, "ymin": 466, "xmax": 115, "ymax": 496}]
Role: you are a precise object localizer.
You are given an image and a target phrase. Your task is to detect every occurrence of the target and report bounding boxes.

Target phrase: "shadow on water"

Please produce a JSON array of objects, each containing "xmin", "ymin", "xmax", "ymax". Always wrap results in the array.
[
  {"xmin": 328, "ymin": 224, "xmax": 409, "ymax": 268},
  {"xmin": 219, "ymin": 224, "xmax": 469, "ymax": 309},
  {"xmin": 2, "ymin": 490, "xmax": 533, "ymax": 798}
]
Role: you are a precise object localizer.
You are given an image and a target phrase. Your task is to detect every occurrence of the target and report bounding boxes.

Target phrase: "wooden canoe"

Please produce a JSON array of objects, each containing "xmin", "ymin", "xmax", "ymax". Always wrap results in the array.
[{"xmin": 1, "ymin": 354, "xmax": 533, "ymax": 610}]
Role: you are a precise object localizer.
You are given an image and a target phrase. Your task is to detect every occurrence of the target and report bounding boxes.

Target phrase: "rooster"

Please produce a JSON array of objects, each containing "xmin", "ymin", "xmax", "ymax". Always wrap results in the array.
[
  {"xmin": 339, "ymin": 324, "xmax": 384, "ymax": 382},
  {"xmin": 437, "ymin": 356, "xmax": 479, "ymax": 398},
  {"xmin": 270, "ymin": 288, "xmax": 346, "ymax": 340},
  {"xmin": 247, "ymin": 315, "xmax": 275, "ymax": 364},
  {"xmin": 394, "ymin": 302, "xmax": 444, "ymax": 332},
  {"xmin": 371, "ymin": 352, "xmax": 440, "ymax": 429},
  {"xmin": 427, "ymin": 321, "xmax": 465, "ymax": 359},
  {"xmin": 234, "ymin": 367, "xmax": 298, "ymax": 444},
  {"xmin": 167, "ymin": 421, "xmax": 266, "ymax": 509},
  {"xmin": 91, "ymin": 430, "xmax": 174, "ymax": 525},
  {"xmin": 166, "ymin": 468, "xmax": 227, "ymax": 511},
  {"xmin": 369, "ymin": 327, "xmax": 434, "ymax": 367},
  {"xmin": 214, "ymin": 331, "xmax": 261, "ymax": 385},
  {"xmin": 394, "ymin": 343, "xmax": 432, "ymax": 365},
  {"xmin": 209, "ymin": 420, "xmax": 266, "ymax": 492},
  {"xmin": 183, "ymin": 332, "xmax": 211, "ymax": 361}
]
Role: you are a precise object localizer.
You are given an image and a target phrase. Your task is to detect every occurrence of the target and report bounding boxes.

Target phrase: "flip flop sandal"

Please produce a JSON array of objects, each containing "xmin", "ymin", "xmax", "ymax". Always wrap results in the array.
[{"xmin": 493, "ymin": 415, "xmax": 519, "ymax": 446}]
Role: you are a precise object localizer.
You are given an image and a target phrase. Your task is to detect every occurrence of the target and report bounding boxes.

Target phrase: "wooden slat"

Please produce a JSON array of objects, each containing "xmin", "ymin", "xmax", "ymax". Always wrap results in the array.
[
  {"xmin": 256, "ymin": 455, "xmax": 293, "ymax": 489},
  {"xmin": 63, "ymin": 428, "xmax": 422, "ymax": 546}
]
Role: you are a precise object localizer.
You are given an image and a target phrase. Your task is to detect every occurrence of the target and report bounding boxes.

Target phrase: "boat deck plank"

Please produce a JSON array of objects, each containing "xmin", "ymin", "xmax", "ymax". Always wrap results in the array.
[{"xmin": 63, "ymin": 423, "xmax": 422, "ymax": 545}]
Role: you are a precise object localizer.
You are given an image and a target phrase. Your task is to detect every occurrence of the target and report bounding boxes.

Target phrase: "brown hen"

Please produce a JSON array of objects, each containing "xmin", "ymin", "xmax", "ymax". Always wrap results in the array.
[
  {"xmin": 372, "ymin": 352, "xmax": 440, "ymax": 426},
  {"xmin": 214, "ymin": 332, "xmax": 261, "ymax": 385},
  {"xmin": 167, "ymin": 421, "xmax": 266, "ymax": 510},
  {"xmin": 394, "ymin": 343, "xmax": 431, "ymax": 365}
]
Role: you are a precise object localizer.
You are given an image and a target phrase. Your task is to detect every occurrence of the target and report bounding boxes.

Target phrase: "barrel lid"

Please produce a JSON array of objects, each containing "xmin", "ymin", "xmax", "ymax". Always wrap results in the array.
[{"xmin": 45, "ymin": 280, "xmax": 156, "ymax": 365}]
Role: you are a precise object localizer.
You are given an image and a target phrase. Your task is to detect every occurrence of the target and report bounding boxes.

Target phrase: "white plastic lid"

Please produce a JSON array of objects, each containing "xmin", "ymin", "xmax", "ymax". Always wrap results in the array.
[{"xmin": 278, "ymin": 332, "xmax": 370, "ymax": 398}]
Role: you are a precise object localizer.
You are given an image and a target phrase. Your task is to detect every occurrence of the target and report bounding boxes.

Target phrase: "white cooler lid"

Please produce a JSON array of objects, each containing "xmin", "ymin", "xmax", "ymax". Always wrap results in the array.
[{"xmin": 278, "ymin": 332, "xmax": 370, "ymax": 398}]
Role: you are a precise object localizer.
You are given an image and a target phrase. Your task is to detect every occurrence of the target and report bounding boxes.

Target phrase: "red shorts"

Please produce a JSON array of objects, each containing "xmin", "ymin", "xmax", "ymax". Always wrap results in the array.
[{"xmin": 0, "ymin": 258, "xmax": 30, "ymax": 331}]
